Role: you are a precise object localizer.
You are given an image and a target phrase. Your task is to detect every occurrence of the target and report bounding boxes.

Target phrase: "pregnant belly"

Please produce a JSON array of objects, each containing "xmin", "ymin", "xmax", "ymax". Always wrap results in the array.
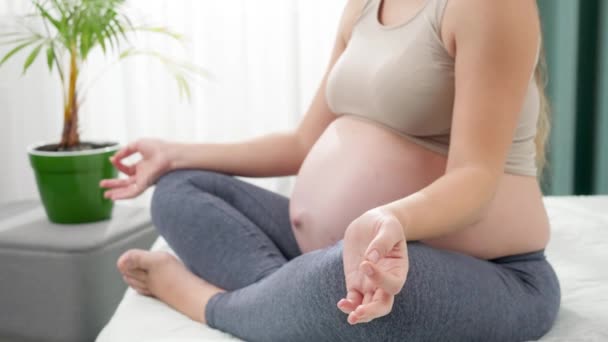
[
  {"xmin": 289, "ymin": 115, "xmax": 447, "ymax": 253},
  {"xmin": 290, "ymin": 115, "xmax": 551, "ymax": 258}
]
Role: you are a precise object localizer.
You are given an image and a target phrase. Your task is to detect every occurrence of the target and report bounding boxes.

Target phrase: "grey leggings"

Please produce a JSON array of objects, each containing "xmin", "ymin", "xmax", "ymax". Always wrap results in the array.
[{"xmin": 151, "ymin": 170, "xmax": 560, "ymax": 342}]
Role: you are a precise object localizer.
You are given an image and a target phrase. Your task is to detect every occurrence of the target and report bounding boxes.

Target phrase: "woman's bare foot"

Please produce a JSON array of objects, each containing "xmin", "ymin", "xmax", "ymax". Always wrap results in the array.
[{"xmin": 117, "ymin": 249, "xmax": 224, "ymax": 324}]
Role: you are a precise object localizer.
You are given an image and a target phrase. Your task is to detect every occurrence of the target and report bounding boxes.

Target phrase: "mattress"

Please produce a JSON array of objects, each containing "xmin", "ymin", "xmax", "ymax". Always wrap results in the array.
[{"xmin": 97, "ymin": 196, "xmax": 608, "ymax": 342}]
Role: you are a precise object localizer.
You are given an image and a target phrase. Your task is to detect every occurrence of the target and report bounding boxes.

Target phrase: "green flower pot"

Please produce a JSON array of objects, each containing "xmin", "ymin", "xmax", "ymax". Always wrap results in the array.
[{"xmin": 28, "ymin": 142, "xmax": 120, "ymax": 224}]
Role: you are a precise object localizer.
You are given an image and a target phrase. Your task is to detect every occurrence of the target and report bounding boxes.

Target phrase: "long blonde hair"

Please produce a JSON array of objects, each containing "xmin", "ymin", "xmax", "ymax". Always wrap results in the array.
[{"xmin": 534, "ymin": 46, "xmax": 551, "ymax": 177}]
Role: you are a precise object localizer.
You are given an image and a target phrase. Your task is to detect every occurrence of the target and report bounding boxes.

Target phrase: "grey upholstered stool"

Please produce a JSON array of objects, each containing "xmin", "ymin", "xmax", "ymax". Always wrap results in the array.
[{"xmin": 0, "ymin": 200, "xmax": 157, "ymax": 342}]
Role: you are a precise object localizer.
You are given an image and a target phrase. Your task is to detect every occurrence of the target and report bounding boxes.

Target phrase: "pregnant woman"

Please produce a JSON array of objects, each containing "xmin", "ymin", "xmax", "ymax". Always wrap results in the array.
[{"xmin": 101, "ymin": 0, "xmax": 560, "ymax": 340}]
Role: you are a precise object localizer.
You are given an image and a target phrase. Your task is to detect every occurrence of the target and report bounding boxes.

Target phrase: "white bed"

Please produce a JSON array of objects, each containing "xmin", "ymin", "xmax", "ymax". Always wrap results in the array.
[{"xmin": 97, "ymin": 196, "xmax": 608, "ymax": 342}]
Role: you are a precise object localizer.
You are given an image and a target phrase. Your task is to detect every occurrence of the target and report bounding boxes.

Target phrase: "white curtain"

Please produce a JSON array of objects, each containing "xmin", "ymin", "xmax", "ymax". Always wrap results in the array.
[{"xmin": 0, "ymin": 0, "xmax": 346, "ymax": 205}]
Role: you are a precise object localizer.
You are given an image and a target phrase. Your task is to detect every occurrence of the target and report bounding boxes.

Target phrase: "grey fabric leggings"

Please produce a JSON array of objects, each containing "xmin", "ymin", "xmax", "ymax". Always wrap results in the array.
[{"xmin": 150, "ymin": 169, "xmax": 561, "ymax": 342}]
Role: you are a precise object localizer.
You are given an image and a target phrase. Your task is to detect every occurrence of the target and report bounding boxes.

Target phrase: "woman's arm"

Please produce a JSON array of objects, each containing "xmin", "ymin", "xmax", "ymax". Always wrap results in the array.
[
  {"xmin": 337, "ymin": 0, "xmax": 542, "ymax": 324},
  {"xmin": 383, "ymin": 0, "xmax": 541, "ymax": 240},
  {"xmin": 164, "ymin": 0, "xmax": 365, "ymax": 178},
  {"xmin": 165, "ymin": 134, "xmax": 306, "ymax": 178}
]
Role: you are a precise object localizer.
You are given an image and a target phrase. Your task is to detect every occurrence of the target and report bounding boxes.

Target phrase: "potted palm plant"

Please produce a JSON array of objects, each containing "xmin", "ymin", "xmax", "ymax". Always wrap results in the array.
[{"xmin": 0, "ymin": 0, "xmax": 203, "ymax": 224}]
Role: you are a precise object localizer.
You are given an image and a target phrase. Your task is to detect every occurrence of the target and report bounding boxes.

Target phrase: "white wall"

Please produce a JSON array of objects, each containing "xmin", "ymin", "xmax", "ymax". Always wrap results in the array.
[{"xmin": 0, "ymin": 0, "xmax": 346, "ymax": 204}]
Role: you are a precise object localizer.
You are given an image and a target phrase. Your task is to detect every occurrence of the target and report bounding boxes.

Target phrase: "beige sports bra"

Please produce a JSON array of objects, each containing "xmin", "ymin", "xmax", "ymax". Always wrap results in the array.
[{"xmin": 326, "ymin": 0, "xmax": 541, "ymax": 176}]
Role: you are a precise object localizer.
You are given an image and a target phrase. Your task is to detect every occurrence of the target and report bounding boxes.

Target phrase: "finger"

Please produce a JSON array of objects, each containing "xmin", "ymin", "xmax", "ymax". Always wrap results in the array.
[
  {"xmin": 105, "ymin": 184, "xmax": 144, "ymax": 200},
  {"xmin": 113, "ymin": 159, "xmax": 136, "ymax": 176},
  {"xmin": 348, "ymin": 291, "xmax": 394, "ymax": 325},
  {"xmin": 337, "ymin": 290, "xmax": 363, "ymax": 314},
  {"xmin": 112, "ymin": 142, "xmax": 139, "ymax": 162},
  {"xmin": 111, "ymin": 143, "xmax": 139, "ymax": 175},
  {"xmin": 359, "ymin": 261, "xmax": 405, "ymax": 295},
  {"xmin": 347, "ymin": 289, "xmax": 363, "ymax": 306},
  {"xmin": 337, "ymin": 299, "xmax": 357, "ymax": 314},
  {"xmin": 100, "ymin": 177, "xmax": 135, "ymax": 189},
  {"xmin": 104, "ymin": 178, "xmax": 148, "ymax": 200},
  {"xmin": 364, "ymin": 216, "xmax": 405, "ymax": 263}
]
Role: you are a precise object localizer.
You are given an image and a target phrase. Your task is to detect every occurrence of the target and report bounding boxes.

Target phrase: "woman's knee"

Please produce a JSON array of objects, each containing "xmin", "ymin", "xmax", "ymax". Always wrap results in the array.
[
  {"xmin": 150, "ymin": 169, "xmax": 226, "ymax": 231},
  {"xmin": 154, "ymin": 169, "xmax": 224, "ymax": 194},
  {"xmin": 301, "ymin": 242, "xmax": 348, "ymax": 310}
]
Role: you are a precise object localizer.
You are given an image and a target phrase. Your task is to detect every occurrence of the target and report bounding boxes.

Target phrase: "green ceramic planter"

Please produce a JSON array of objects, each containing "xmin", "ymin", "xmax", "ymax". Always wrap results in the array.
[{"xmin": 28, "ymin": 142, "xmax": 120, "ymax": 224}]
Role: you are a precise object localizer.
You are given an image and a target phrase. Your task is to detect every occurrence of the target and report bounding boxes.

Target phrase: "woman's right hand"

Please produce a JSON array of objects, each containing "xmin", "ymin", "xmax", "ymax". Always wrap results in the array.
[{"xmin": 100, "ymin": 138, "xmax": 173, "ymax": 200}]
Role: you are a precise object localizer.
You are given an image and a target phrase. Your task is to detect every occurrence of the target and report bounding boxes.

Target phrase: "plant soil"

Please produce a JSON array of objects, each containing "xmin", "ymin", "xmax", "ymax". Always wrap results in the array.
[{"xmin": 36, "ymin": 142, "xmax": 118, "ymax": 152}]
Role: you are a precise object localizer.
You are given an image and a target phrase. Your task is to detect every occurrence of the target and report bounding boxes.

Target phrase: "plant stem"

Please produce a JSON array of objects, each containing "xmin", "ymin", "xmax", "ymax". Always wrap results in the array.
[{"xmin": 60, "ymin": 44, "xmax": 80, "ymax": 149}]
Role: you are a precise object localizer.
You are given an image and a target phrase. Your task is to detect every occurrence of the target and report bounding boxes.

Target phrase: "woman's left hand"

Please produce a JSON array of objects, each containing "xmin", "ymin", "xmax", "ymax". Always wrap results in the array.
[{"xmin": 338, "ymin": 208, "xmax": 409, "ymax": 325}]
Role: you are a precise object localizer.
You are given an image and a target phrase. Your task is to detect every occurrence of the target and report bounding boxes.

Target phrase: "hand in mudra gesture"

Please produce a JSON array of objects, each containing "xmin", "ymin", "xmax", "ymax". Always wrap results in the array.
[
  {"xmin": 100, "ymin": 138, "xmax": 172, "ymax": 200},
  {"xmin": 338, "ymin": 209, "xmax": 409, "ymax": 325}
]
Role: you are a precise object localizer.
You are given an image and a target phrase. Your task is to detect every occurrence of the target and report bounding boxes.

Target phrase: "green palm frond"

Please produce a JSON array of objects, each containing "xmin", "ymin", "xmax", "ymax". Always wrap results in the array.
[
  {"xmin": 118, "ymin": 48, "xmax": 210, "ymax": 101},
  {"xmin": 0, "ymin": 0, "xmax": 207, "ymax": 148},
  {"xmin": 46, "ymin": 44, "xmax": 55, "ymax": 70},
  {"xmin": 23, "ymin": 42, "xmax": 45, "ymax": 73},
  {"xmin": 0, "ymin": 35, "xmax": 39, "ymax": 46},
  {"xmin": 2, "ymin": 0, "xmax": 205, "ymax": 88},
  {"xmin": 0, "ymin": 38, "xmax": 42, "ymax": 67},
  {"xmin": 131, "ymin": 26, "xmax": 184, "ymax": 41}
]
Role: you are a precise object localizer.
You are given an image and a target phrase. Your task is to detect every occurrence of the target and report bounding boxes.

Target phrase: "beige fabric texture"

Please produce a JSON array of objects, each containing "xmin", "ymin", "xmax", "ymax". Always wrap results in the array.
[{"xmin": 326, "ymin": 0, "xmax": 541, "ymax": 176}]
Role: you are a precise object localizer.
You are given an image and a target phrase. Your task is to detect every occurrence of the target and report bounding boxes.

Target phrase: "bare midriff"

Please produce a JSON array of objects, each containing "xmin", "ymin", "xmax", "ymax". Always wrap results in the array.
[{"xmin": 289, "ymin": 116, "xmax": 550, "ymax": 259}]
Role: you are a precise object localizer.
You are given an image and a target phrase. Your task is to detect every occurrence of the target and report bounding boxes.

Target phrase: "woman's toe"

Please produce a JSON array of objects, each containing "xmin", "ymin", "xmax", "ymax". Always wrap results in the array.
[
  {"xmin": 126, "ymin": 268, "xmax": 148, "ymax": 282},
  {"xmin": 117, "ymin": 250, "xmax": 154, "ymax": 292},
  {"xmin": 127, "ymin": 249, "xmax": 157, "ymax": 270},
  {"xmin": 123, "ymin": 275, "xmax": 152, "ymax": 296},
  {"xmin": 117, "ymin": 249, "xmax": 152, "ymax": 274},
  {"xmin": 117, "ymin": 249, "xmax": 141, "ymax": 272}
]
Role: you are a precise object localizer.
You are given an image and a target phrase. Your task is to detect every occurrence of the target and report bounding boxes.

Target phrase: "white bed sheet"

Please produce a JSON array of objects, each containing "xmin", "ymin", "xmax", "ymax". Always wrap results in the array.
[{"xmin": 97, "ymin": 196, "xmax": 608, "ymax": 342}]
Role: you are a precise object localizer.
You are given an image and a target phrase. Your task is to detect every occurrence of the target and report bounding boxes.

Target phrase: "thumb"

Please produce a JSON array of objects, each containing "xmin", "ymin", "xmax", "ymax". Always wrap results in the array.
[{"xmin": 364, "ymin": 216, "xmax": 404, "ymax": 263}]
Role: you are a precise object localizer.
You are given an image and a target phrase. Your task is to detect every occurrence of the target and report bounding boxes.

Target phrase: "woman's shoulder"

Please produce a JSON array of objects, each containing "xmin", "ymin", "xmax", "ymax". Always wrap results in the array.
[
  {"xmin": 338, "ymin": 0, "xmax": 374, "ymax": 43},
  {"xmin": 443, "ymin": 0, "xmax": 539, "ymax": 32},
  {"xmin": 344, "ymin": 0, "xmax": 373, "ymax": 24},
  {"xmin": 441, "ymin": 0, "xmax": 540, "ymax": 56}
]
